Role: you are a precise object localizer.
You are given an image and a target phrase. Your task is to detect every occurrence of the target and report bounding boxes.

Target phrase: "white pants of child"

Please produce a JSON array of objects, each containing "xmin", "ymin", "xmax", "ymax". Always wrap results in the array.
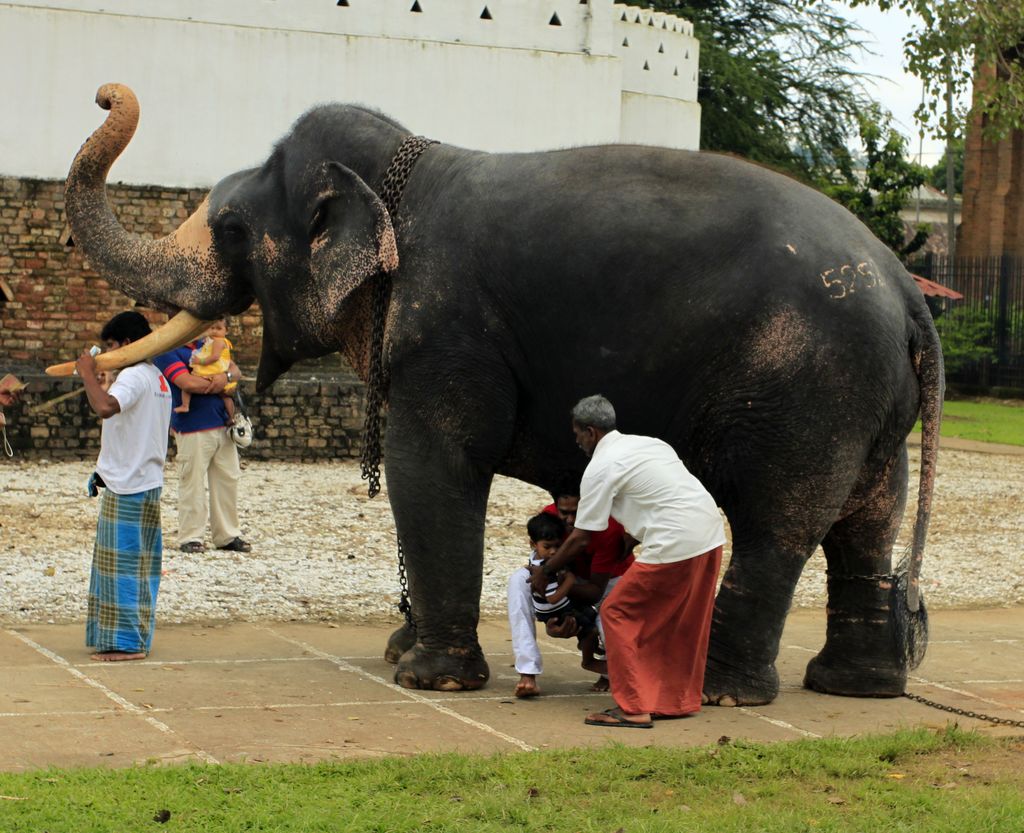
[
  {"xmin": 508, "ymin": 567, "xmax": 541, "ymax": 675},
  {"xmin": 507, "ymin": 567, "xmax": 620, "ymax": 677}
]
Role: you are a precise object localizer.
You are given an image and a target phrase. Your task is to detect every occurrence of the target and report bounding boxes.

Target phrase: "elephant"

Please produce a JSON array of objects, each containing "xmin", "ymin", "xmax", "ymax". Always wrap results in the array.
[{"xmin": 63, "ymin": 84, "xmax": 943, "ymax": 704}]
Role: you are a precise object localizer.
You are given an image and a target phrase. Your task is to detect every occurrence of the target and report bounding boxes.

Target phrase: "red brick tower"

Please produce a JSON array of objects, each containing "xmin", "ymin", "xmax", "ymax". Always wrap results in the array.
[{"xmin": 958, "ymin": 60, "xmax": 1024, "ymax": 258}]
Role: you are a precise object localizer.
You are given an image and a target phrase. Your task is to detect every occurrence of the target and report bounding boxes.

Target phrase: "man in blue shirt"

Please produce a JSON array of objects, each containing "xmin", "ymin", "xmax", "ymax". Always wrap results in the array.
[{"xmin": 154, "ymin": 342, "xmax": 250, "ymax": 553}]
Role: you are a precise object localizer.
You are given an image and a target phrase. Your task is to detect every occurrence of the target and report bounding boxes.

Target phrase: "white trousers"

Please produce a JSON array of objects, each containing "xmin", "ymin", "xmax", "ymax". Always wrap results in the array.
[
  {"xmin": 174, "ymin": 428, "xmax": 241, "ymax": 547},
  {"xmin": 507, "ymin": 567, "xmax": 621, "ymax": 676},
  {"xmin": 508, "ymin": 566, "xmax": 541, "ymax": 675}
]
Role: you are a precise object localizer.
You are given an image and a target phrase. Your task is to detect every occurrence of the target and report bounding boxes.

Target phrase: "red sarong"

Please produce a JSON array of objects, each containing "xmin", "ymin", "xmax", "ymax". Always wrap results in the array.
[{"xmin": 602, "ymin": 546, "xmax": 722, "ymax": 716}]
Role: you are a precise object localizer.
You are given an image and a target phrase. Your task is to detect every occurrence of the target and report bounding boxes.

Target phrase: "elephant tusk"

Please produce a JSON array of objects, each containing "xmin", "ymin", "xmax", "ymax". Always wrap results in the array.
[{"xmin": 45, "ymin": 310, "xmax": 214, "ymax": 376}]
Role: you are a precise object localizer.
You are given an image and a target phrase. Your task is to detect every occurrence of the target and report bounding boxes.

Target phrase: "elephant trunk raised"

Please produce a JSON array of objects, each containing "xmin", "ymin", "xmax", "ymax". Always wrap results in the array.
[{"xmin": 64, "ymin": 83, "xmax": 246, "ymax": 325}]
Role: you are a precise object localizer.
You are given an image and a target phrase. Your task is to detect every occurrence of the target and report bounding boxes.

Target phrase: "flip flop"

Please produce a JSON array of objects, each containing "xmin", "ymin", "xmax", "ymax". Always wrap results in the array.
[
  {"xmin": 90, "ymin": 651, "xmax": 146, "ymax": 662},
  {"xmin": 584, "ymin": 707, "xmax": 653, "ymax": 728}
]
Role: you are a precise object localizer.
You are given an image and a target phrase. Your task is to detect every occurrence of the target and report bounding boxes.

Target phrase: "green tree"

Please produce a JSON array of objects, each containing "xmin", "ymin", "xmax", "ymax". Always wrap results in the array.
[
  {"xmin": 819, "ymin": 107, "xmax": 929, "ymax": 255},
  {"xmin": 927, "ymin": 137, "xmax": 964, "ymax": 195},
  {"xmin": 649, "ymin": 0, "xmax": 873, "ymax": 178},
  {"xmin": 850, "ymin": 0, "xmax": 1024, "ymax": 140},
  {"xmin": 934, "ymin": 305, "xmax": 997, "ymax": 373}
]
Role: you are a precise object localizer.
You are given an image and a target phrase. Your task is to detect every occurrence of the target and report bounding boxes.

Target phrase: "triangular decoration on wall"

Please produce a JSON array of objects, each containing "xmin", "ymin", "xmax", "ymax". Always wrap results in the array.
[
  {"xmin": 410, "ymin": 0, "xmax": 422, "ymax": 11},
  {"xmin": 622, "ymin": 37, "xmax": 629, "ymax": 47},
  {"xmin": 684, "ymin": 50, "xmax": 689, "ymax": 59},
  {"xmin": 658, "ymin": 43, "xmax": 664, "ymax": 53},
  {"xmin": 549, "ymin": 11, "xmax": 561, "ymax": 25},
  {"xmin": 580, "ymin": 0, "xmax": 589, "ymax": 4},
  {"xmin": 621, "ymin": 11, "xmax": 627, "ymax": 20},
  {"xmin": 663, "ymin": 20, "xmax": 668, "ymax": 29},
  {"xmin": 480, "ymin": 5, "xmax": 492, "ymax": 18},
  {"xmin": 673, "ymin": 67, "xmax": 679, "ymax": 76},
  {"xmin": 643, "ymin": 60, "xmax": 650, "ymax": 70},
  {"xmin": 336, "ymin": 0, "xmax": 349, "ymax": 6}
]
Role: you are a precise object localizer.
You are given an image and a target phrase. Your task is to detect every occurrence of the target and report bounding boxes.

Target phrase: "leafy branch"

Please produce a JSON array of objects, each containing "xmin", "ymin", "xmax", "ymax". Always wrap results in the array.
[{"xmin": 848, "ymin": 0, "xmax": 1024, "ymax": 140}]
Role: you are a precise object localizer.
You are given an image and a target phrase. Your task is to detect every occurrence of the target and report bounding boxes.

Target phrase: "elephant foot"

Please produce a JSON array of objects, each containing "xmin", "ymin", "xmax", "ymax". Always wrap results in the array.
[
  {"xmin": 803, "ymin": 572, "xmax": 923, "ymax": 698},
  {"xmin": 384, "ymin": 622, "xmax": 417, "ymax": 664},
  {"xmin": 702, "ymin": 654, "xmax": 779, "ymax": 706},
  {"xmin": 394, "ymin": 642, "xmax": 490, "ymax": 691},
  {"xmin": 803, "ymin": 652, "xmax": 906, "ymax": 698}
]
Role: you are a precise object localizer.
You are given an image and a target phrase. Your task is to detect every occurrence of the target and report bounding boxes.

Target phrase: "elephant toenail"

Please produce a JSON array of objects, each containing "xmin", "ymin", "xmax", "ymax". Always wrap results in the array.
[{"xmin": 396, "ymin": 671, "xmax": 421, "ymax": 689}]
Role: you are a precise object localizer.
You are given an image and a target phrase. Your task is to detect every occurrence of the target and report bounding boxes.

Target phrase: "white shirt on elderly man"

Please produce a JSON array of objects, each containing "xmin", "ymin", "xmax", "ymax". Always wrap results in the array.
[{"xmin": 575, "ymin": 430, "xmax": 725, "ymax": 565}]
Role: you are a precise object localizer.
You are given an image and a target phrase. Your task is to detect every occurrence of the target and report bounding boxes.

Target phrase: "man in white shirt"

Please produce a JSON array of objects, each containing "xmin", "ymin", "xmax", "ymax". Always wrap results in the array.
[
  {"xmin": 77, "ymin": 311, "xmax": 172, "ymax": 662},
  {"xmin": 533, "ymin": 395, "xmax": 724, "ymax": 728}
]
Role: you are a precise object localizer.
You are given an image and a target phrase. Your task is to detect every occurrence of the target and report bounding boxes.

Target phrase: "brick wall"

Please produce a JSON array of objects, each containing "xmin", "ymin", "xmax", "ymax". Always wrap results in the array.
[
  {"xmin": 0, "ymin": 176, "xmax": 271, "ymax": 364},
  {"xmin": 1, "ymin": 372, "xmax": 368, "ymax": 463},
  {"xmin": 1, "ymin": 176, "xmax": 363, "ymax": 462}
]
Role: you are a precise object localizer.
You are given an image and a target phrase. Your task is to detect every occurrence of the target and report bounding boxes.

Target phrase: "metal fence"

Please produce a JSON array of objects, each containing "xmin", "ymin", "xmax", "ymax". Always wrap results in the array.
[{"xmin": 910, "ymin": 254, "xmax": 1024, "ymax": 391}]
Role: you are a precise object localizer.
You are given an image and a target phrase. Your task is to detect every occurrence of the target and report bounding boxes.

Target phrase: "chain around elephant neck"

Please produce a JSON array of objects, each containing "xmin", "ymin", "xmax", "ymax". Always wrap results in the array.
[{"xmin": 360, "ymin": 135, "xmax": 437, "ymax": 500}]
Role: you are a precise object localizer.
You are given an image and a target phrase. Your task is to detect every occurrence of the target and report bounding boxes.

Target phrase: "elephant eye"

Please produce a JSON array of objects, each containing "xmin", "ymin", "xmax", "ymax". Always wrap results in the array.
[
  {"xmin": 215, "ymin": 216, "xmax": 249, "ymax": 253},
  {"xmin": 308, "ymin": 204, "xmax": 329, "ymax": 241}
]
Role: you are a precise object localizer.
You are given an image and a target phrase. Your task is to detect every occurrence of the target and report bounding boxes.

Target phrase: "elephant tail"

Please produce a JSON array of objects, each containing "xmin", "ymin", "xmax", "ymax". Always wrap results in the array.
[{"xmin": 906, "ymin": 304, "xmax": 945, "ymax": 615}]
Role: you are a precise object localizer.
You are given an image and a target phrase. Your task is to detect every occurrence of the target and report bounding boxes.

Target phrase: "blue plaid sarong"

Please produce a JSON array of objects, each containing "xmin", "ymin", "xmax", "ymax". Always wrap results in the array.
[{"xmin": 86, "ymin": 487, "xmax": 163, "ymax": 654}]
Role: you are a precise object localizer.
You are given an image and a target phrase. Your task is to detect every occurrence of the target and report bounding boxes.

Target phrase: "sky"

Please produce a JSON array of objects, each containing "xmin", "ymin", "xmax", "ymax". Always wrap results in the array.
[{"xmin": 841, "ymin": 3, "xmax": 967, "ymax": 166}]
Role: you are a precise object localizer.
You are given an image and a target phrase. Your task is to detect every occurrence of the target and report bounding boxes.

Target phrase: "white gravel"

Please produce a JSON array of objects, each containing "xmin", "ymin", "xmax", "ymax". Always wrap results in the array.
[{"xmin": 1, "ymin": 445, "xmax": 1022, "ymax": 626}]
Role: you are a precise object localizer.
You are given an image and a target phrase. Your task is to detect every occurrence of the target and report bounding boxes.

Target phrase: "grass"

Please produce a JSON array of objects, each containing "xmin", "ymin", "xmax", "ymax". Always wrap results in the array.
[
  {"xmin": 915, "ymin": 398, "xmax": 1024, "ymax": 446},
  {"xmin": 0, "ymin": 728, "xmax": 1022, "ymax": 832}
]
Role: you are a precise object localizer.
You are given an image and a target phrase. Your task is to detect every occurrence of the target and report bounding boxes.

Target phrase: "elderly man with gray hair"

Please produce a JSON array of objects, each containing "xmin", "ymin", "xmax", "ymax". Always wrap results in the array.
[{"xmin": 532, "ymin": 394, "xmax": 724, "ymax": 728}]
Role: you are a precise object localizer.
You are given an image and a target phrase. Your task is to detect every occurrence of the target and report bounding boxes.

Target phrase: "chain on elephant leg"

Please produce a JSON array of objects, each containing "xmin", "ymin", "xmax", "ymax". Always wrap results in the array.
[{"xmin": 804, "ymin": 572, "xmax": 914, "ymax": 697}]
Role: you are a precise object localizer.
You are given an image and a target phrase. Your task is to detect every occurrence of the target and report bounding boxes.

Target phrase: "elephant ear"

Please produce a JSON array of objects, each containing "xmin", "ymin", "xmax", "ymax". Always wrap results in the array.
[{"xmin": 306, "ymin": 161, "xmax": 398, "ymax": 309}]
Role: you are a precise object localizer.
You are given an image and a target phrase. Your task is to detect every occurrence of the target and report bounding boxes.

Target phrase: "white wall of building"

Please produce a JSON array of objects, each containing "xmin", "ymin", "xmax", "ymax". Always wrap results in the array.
[{"xmin": 0, "ymin": 0, "xmax": 701, "ymax": 188}]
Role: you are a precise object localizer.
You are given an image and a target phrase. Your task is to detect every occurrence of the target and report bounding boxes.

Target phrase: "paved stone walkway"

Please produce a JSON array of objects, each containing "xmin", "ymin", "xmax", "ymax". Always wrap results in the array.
[{"xmin": 2, "ymin": 608, "xmax": 1022, "ymax": 772}]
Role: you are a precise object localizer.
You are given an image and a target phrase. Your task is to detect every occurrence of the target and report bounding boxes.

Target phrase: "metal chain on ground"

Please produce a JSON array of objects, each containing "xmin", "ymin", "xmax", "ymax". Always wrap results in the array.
[
  {"xmin": 359, "ymin": 135, "xmax": 437, "ymax": 629},
  {"xmin": 903, "ymin": 691, "xmax": 1024, "ymax": 728}
]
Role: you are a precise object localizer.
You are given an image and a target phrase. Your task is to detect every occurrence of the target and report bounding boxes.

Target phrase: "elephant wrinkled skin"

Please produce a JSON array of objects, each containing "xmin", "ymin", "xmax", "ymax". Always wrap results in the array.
[{"xmin": 64, "ymin": 84, "xmax": 943, "ymax": 703}]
